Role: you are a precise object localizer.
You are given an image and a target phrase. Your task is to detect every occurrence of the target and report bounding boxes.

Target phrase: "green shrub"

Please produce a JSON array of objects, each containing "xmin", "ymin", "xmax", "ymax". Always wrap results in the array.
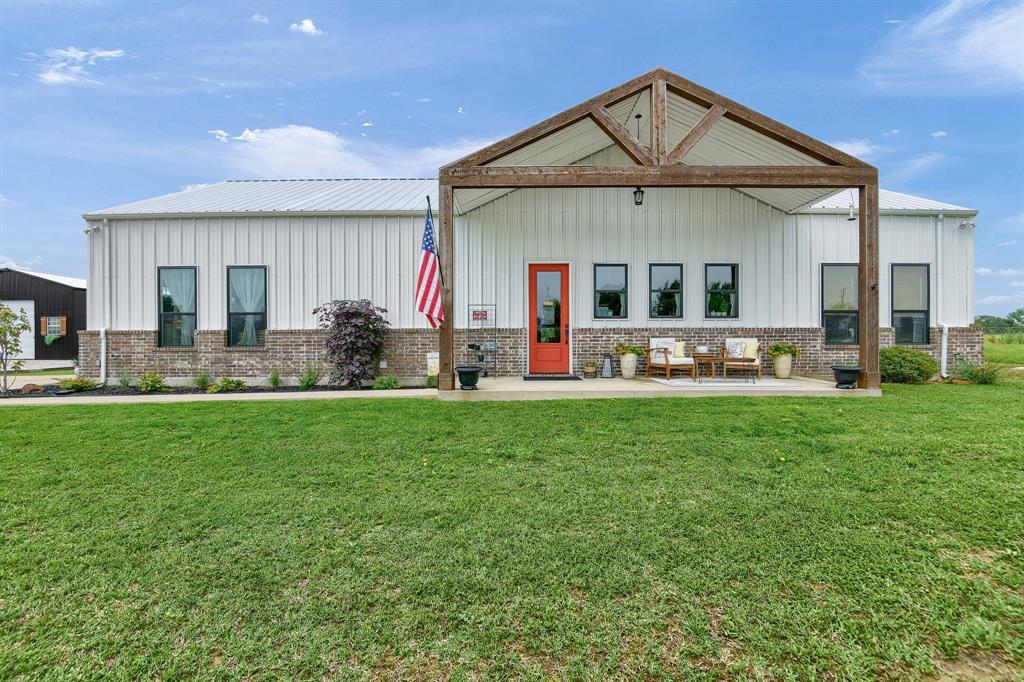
[
  {"xmin": 298, "ymin": 366, "xmax": 322, "ymax": 390},
  {"xmin": 57, "ymin": 376, "xmax": 100, "ymax": 392},
  {"xmin": 207, "ymin": 377, "xmax": 246, "ymax": 394},
  {"xmin": 117, "ymin": 373, "xmax": 132, "ymax": 389},
  {"xmin": 767, "ymin": 343, "xmax": 800, "ymax": 358},
  {"xmin": 192, "ymin": 371, "xmax": 212, "ymax": 391},
  {"xmin": 372, "ymin": 374, "xmax": 402, "ymax": 390},
  {"xmin": 953, "ymin": 360, "xmax": 1003, "ymax": 385},
  {"xmin": 267, "ymin": 370, "xmax": 282, "ymax": 388},
  {"xmin": 137, "ymin": 369, "xmax": 169, "ymax": 393},
  {"xmin": 425, "ymin": 375, "xmax": 438, "ymax": 388},
  {"xmin": 879, "ymin": 346, "xmax": 938, "ymax": 383},
  {"xmin": 613, "ymin": 343, "xmax": 644, "ymax": 357}
]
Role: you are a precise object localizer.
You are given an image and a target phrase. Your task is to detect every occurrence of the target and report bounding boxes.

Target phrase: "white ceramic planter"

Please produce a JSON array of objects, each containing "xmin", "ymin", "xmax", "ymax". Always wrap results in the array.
[
  {"xmin": 620, "ymin": 354, "xmax": 638, "ymax": 379},
  {"xmin": 773, "ymin": 354, "xmax": 793, "ymax": 379}
]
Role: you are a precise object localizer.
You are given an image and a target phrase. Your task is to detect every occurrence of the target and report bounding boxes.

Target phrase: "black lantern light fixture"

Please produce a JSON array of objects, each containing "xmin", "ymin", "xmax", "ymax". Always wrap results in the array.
[{"xmin": 633, "ymin": 113, "xmax": 645, "ymax": 206}]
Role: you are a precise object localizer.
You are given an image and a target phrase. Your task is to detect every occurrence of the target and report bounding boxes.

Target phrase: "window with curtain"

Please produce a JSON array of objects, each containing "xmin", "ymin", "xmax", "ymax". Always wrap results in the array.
[
  {"xmin": 649, "ymin": 264, "xmax": 683, "ymax": 318},
  {"xmin": 594, "ymin": 264, "xmax": 627, "ymax": 318},
  {"xmin": 822, "ymin": 264, "xmax": 859, "ymax": 344},
  {"xmin": 705, "ymin": 264, "xmax": 738, "ymax": 318},
  {"xmin": 227, "ymin": 266, "xmax": 267, "ymax": 347},
  {"xmin": 158, "ymin": 267, "xmax": 197, "ymax": 347},
  {"xmin": 892, "ymin": 264, "xmax": 929, "ymax": 344}
]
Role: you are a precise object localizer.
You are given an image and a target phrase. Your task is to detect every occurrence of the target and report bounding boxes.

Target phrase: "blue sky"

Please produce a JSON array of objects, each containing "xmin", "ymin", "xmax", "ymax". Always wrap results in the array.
[{"xmin": 1, "ymin": 0, "xmax": 1022, "ymax": 315}]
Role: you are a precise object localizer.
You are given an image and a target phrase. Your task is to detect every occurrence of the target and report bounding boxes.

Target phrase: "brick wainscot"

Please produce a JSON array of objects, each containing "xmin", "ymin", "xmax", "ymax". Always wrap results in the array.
[{"xmin": 78, "ymin": 326, "xmax": 981, "ymax": 383}]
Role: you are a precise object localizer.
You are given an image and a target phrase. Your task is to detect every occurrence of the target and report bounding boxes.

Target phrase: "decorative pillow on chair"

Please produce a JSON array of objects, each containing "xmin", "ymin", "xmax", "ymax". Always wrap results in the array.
[
  {"xmin": 743, "ymin": 342, "xmax": 759, "ymax": 359},
  {"xmin": 725, "ymin": 340, "xmax": 746, "ymax": 358},
  {"xmin": 673, "ymin": 341, "xmax": 686, "ymax": 358}
]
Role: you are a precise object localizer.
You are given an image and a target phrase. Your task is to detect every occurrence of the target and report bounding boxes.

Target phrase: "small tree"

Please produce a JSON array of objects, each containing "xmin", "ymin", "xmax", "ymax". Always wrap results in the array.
[
  {"xmin": 314, "ymin": 299, "xmax": 390, "ymax": 387},
  {"xmin": 0, "ymin": 302, "xmax": 31, "ymax": 395}
]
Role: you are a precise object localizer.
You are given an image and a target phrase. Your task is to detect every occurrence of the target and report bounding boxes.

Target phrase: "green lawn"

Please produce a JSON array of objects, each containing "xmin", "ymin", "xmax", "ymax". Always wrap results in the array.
[
  {"xmin": 985, "ymin": 338, "xmax": 1024, "ymax": 366},
  {"xmin": 2, "ymin": 386, "xmax": 1022, "ymax": 680},
  {"xmin": 9, "ymin": 367, "xmax": 75, "ymax": 377}
]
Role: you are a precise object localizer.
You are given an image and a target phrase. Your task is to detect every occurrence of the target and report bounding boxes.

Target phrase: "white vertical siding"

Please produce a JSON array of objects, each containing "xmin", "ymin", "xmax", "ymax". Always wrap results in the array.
[{"xmin": 85, "ymin": 191, "xmax": 975, "ymax": 332}]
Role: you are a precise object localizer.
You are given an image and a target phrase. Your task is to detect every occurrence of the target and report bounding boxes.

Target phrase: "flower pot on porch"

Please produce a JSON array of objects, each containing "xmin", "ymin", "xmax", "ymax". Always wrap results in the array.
[
  {"xmin": 455, "ymin": 365, "xmax": 483, "ymax": 390},
  {"xmin": 619, "ymin": 354, "xmax": 638, "ymax": 379},
  {"xmin": 831, "ymin": 365, "xmax": 861, "ymax": 389},
  {"xmin": 773, "ymin": 354, "xmax": 793, "ymax": 379}
]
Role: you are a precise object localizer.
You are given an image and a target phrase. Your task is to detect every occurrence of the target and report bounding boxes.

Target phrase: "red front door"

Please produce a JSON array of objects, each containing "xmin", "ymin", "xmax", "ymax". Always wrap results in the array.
[{"xmin": 528, "ymin": 263, "xmax": 570, "ymax": 374}]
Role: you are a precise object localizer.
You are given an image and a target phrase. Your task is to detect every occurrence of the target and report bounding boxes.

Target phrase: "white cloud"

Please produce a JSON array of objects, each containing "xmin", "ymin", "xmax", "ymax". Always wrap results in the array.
[
  {"xmin": 978, "ymin": 293, "xmax": 1024, "ymax": 306},
  {"xmin": 289, "ymin": 19, "xmax": 322, "ymax": 36},
  {"xmin": 208, "ymin": 124, "xmax": 491, "ymax": 179},
  {"xmin": 417, "ymin": 97, "xmax": 430, "ymax": 103},
  {"xmin": 998, "ymin": 240, "xmax": 1020, "ymax": 247},
  {"xmin": 827, "ymin": 138, "xmax": 886, "ymax": 160},
  {"xmin": 885, "ymin": 152, "xmax": 946, "ymax": 184},
  {"xmin": 457, "ymin": 106, "xmax": 465, "ymax": 114},
  {"xmin": 389, "ymin": 91, "xmax": 402, "ymax": 97},
  {"xmin": 0, "ymin": 254, "xmax": 42, "ymax": 269},
  {"xmin": 35, "ymin": 46, "xmax": 125, "ymax": 86},
  {"xmin": 208, "ymin": 129, "xmax": 230, "ymax": 143},
  {"xmin": 861, "ymin": 0, "xmax": 1024, "ymax": 93},
  {"xmin": 361, "ymin": 121, "xmax": 374, "ymax": 128},
  {"xmin": 0, "ymin": 194, "xmax": 8, "ymax": 203},
  {"xmin": 882, "ymin": 128, "xmax": 900, "ymax": 137},
  {"xmin": 182, "ymin": 183, "xmax": 209, "ymax": 191},
  {"xmin": 930, "ymin": 130, "xmax": 948, "ymax": 138},
  {"xmin": 1009, "ymin": 281, "xmax": 1024, "ymax": 288},
  {"xmin": 884, "ymin": 18, "xmax": 904, "ymax": 24},
  {"xmin": 975, "ymin": 267, "xmax": 1024, "ymax": 276},
  {"xmin": 252, "ymin": 14, "xmax": 269, "ymax": 24}
]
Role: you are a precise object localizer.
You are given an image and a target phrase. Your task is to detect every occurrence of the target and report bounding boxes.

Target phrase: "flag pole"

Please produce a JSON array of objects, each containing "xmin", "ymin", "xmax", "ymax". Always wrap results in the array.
[{"xmin": 427, "ymin": 194, "xmax": 447, "ymax": 294}]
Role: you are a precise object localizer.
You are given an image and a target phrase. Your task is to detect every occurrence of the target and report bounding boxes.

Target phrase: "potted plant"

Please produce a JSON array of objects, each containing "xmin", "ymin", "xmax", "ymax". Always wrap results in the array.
[
  {"xmin": 454, "ymin": 365, "xmax": 483, "ymax": 390},
  {"xmin": 613, "ymin": 342, "xmax": 644, "ymax": 379},
  {"xmin": 767, "ymin": 343, "xmax": 800, "ymax": 379},
  {"xmin": 582, "ymin": 358, "xmax": 599, "ymax": 379}
]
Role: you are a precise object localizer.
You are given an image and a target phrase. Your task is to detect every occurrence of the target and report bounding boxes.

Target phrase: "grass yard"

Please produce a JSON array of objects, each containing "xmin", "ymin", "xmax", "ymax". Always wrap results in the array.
[
  {"xmin": 1, "ymin": 385, "xmax": 1022, "ymax": 680},
  {"xmin": 9, "ymin": 367, "xmax": 75, "ymax": 377},
  {"xmin": 985, "ymin": 335, "xmax": 1024, "ymax": 366}
]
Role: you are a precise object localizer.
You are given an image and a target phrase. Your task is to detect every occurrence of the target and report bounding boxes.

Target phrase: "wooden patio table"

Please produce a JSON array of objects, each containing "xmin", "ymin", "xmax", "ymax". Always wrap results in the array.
[{"xmin": 692, "ymin": 352, "xmax": 758, "ymax": 383}]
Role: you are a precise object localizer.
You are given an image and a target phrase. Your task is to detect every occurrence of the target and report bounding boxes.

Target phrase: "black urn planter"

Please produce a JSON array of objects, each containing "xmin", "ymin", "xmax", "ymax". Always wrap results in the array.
[
  {"xmin": 830, "ymin": 365, "xmax": 862, "ymax": 389},
  {"xmin": 455, "ymin": 365, "xmax": 483, "ymax": 390}
]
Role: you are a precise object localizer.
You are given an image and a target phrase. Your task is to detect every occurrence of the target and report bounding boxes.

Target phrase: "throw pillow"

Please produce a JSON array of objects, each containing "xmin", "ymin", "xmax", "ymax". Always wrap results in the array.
[
  {"xmin": 743, "ymin": 342, "xmax": 759, "ymax": 359},
  {"xmin": 673, "ymin": 341, "xmax": 686, "ymax": 358},
  {"xmin": 726, "ymin": 340, "xmax": 746, "ymax": 358}
]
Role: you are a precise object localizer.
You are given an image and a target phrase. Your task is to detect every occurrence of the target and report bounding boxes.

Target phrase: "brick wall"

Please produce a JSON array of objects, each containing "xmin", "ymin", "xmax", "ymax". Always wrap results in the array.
[{"xmin": 78, "ymin": 325, "xmax": 982, "ymax": 382}]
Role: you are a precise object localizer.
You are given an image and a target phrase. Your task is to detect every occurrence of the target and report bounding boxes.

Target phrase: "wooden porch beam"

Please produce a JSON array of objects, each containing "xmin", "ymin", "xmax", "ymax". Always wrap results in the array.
[
  {"xmin": 651, "ymin": 78, "xmax": 668, "ymax": 164},
  {"xmin": 441, "ymin": 70, "xmax": 660, "ymax": 170},
  {"xmin": 440, "ymin": 164, "xmax": 878, "ymax": 189},
  {"xmin": 588, "ymin": 107, "xmax": 655, "ymax": 166},
  {"xmin": 658, "ymin": 69, "xmax": 870, "ymax": 168},
  {"xmin": 667, "ymin": 104, "xmax": 726, "ymax": 165},
  {"xmin": 858, "ymin": 183, "xmax": 881, "ymax": 389},
  {"xmin": 438, "ymin": 183, "xmax": 455, "ymax": 391}
]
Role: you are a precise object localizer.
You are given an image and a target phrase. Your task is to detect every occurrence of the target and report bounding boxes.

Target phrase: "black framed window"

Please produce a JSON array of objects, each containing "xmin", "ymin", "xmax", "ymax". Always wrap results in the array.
[
  {"xmin": 649, "ymin": 263, "xmax": 683, "ymax": 318},
  {"xmin": 822, "ymin": 264, "xmax": 859, "ymax": 344},
  {"xmin": 158, "ymin": 266, "xmax": 197, "ymax": 347},
  {"xmin": 892, "ymin": 264, "xmax": 929, "ymax": 344},
  {"xmin": 705, "ymin": 264, "xmax": 738, "ymax": 318},
  {"xmin": 227, "ymin": 266, "xmax": 267, "ymax": 347},
  {"xmin": 594, "ymin": 264, "xmax": 627, "ymax": 318}
]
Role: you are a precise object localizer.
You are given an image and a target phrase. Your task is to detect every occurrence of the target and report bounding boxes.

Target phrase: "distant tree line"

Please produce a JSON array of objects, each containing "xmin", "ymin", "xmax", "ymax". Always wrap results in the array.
[{"xmin": 976, "ymin": 307, "xmax": 1024, "ymax": 331}]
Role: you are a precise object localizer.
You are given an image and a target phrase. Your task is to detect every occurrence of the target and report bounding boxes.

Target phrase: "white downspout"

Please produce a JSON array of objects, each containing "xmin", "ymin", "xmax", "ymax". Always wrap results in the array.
[
  {"xmin": 936, "ymin": 214, "xmax": 948, "ymax": 378},
  {"xmin": 103, "ymin": 218, "xmax": 112, "ymax": 385}
]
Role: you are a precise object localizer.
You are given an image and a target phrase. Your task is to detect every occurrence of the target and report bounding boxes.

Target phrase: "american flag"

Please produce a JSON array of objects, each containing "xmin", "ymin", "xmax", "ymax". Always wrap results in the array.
[{"xmin": 415, "ymin": 204, "xmax": 444, "ymax": 328}]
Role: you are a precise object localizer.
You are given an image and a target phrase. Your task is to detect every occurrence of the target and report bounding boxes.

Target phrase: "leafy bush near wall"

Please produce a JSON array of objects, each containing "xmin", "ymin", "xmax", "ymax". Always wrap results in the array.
[
  {"xmin": 58, "ymin": 377, "xmax": 100, "ymax": 392},
  {"xmin": 137, "ymin": 369, "xmax": 169, "ymax": 393},
  {"xmin": 192, "ymin": 371, "xmax": 212, "ymax": 391},
  {"xmin": 117, "ymin": 373, "xmax": 132, "ymax": 389},
  {"xmin": 208, "ymin": 377, "xmax": 246, "ymax": 394},
  {"xmin": 298, "ymin": 366, "xmax": 321, "ymax": 390},
  {"xmin": 267, "ymin": 370, "xmax": 282, "ymax": 388},
  {"xmin": 314, "ymin": 299, "xmax": 390, "ymax": 387},
  {"xmin": 879, "ymin": 347, "xmax": 938, "ymax": 384},
  {"xmin": 953, "ymin": 361, "xmax": 1003, "ymax": 385},
  {"xmin": 372, "ymin": 375, "xmax": 402, "ymax": 390}
]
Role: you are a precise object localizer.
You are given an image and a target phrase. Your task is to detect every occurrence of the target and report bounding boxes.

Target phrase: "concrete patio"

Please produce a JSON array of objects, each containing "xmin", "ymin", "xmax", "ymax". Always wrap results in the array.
[{"xmin": 438, "ymin": 375, "xmax": 880, "ymax": 401}]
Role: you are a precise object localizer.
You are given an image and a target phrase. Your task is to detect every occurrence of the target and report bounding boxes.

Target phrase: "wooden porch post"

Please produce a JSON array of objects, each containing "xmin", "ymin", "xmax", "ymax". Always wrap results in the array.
[
  {"xmin": 858, "ymin": 183, "xmax": 880, "ymax": 388},
  {"xmin": 438, "ymin": 183, "xmax": 455, "ymax": 390}
]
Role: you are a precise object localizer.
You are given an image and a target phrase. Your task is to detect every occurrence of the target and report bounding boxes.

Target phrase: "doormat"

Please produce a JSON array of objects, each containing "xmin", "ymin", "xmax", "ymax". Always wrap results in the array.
[{"xmin": 522, "ymin": 374, "xmax": 582, "ymax": 381}]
